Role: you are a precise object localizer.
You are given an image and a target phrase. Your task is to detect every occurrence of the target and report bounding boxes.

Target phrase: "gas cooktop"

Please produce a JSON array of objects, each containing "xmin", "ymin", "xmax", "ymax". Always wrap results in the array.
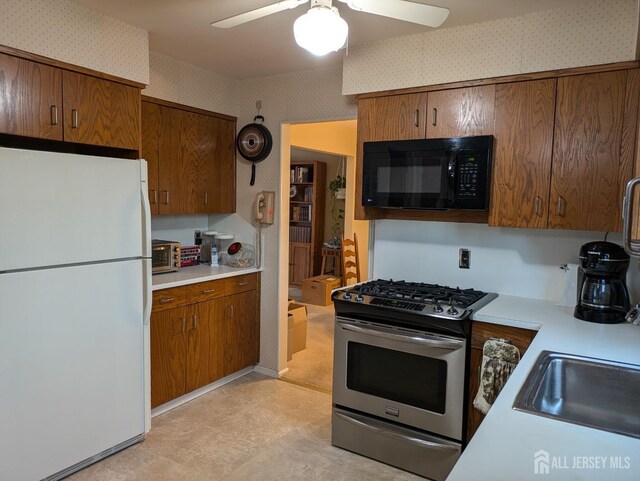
[{"xmin": 332, "ymin": 279, "xmax": 498, "ymax": 336}]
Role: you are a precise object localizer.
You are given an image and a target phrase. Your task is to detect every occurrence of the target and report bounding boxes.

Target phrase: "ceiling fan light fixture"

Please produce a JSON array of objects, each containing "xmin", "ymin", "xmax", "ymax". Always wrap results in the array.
[{"xmin": 293, "ymin": 6, "xmax": 348, "ymax": 56}]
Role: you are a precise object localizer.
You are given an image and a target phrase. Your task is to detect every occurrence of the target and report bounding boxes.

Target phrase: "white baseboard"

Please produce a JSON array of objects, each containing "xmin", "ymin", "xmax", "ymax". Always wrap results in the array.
[
  {"xmin": 253, "ymin": 365, "xmax": 289, "ymax": 378},
  {"xmin": 151, "ymin": 366, "xmax": 254, "ymax": 418}
]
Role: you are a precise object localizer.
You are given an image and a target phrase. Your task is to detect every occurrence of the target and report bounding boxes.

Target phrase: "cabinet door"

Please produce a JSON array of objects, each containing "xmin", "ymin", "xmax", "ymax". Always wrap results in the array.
[
  {"xmin": 185, "ymin": 302, "xmax": 212, "ymax": 393},
  {"xmin": 289, "ymin": 243, "xmax": 311, "ymax": 286},
  {"xmin": 141, "ymin": 101, "xmax": 161, "ymax": 214},
  {"xmin": 195, "ymin": 115, "xmax": 236, "ymax": 214},
  {"xmin": 426, "ymin": 85, "xmax": 495, "ymax": 139},
  {"xmin": 549, "ymin": 71, "xmax": 629, "ymax": 231},
  {"xmin": 223, "ymin": 291, "xmax": 259, "ymax": 376},
  {"xmin": 358, "ymin": 93, "xmax": 428, "ymax": 142},
  {"xmin": 212, "ymin": 117, "xmax": 236, "ymax": 213},
  {"xmin": 150, "ymin": 306, "xmax": 186, "ymax": 408},
  {"xmin": 0, "ymin": 53, "xmax": 63, "ymax": 140},
  {"xmin": 489, "ymin": 80, "xmax": 556, "ymax": 228},
  {"xmin": 158, "ymin": 107, "xmax": 200, "ymax": 214},
  {"xmin": 62, "ymin": 71, "xmax": 140, "ymax": 150}
]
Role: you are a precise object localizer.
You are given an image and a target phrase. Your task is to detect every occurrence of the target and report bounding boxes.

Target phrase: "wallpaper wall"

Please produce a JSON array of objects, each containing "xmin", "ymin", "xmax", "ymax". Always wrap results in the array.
[
  {"xmin": 342, "ymin": 0, "xmax": 638, "ymax": 95},
  {"xmin": 0, "ymin": 0, "xmax": 149, "ymax": 84},
  {"xmin": 145, "ymin": 51, "xmax": 237, "ymax": 115},
  {"xmin": 234, "ymin": 66, "xmax": 357, "ymax": 372}
]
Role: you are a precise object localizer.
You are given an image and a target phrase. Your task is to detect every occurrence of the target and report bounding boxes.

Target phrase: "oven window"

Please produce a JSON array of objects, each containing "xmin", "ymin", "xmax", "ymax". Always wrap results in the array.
[
  {"xmin": 346, "ymin": 342, "xmax": 447, "ymax": 414},
  {"xmin": 152, "ymin": 246, "xmax": 169, "ymax": 269}
]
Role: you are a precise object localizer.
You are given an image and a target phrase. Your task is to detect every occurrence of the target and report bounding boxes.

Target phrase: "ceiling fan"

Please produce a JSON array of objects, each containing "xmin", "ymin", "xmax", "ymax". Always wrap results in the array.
[{"xmin": 211, "ymin": 0, "xmax": 449, "ymax": 56}]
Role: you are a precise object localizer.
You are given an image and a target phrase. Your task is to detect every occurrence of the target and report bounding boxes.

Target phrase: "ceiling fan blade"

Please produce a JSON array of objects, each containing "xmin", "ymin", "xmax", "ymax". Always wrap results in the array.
[
  {"xmin": 340, "ymin": 0, "xmax": 449, "ymax": 28},
  {"xmin": 212, "ymin": 0, "xmax": 309, "ymax": 28}
]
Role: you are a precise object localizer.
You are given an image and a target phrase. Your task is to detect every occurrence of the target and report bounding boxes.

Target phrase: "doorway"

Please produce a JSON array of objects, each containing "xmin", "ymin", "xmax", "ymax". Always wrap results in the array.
[{"xmin": 279, "ymin": 119, "xmax": 368, "ymax": 392}]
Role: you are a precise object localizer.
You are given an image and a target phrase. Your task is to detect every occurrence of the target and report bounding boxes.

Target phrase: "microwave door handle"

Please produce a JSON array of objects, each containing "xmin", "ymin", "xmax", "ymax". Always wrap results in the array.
[
  {"xmin": 447, "ymin": 153, "xmax": 457, "ymax": 204},
  {"xmin": 334, "ymin": 412, "xmax": 459, "ymax": 453},
  {"xmin": 337, "ymin": 319, "xmax": 464, "ymax": 350}
]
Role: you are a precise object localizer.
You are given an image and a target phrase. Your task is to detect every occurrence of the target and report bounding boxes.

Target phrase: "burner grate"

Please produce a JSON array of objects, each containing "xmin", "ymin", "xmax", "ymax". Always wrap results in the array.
[{"xmin": 353, "ymin": 279, "xmax": 487, "ymax": 308}]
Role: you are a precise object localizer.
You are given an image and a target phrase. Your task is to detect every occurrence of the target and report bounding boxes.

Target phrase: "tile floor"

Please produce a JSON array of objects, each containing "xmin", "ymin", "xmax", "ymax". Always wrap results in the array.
[{"xmin": 68, "ymin": 373, "xmax": 422, "ymax": 481}]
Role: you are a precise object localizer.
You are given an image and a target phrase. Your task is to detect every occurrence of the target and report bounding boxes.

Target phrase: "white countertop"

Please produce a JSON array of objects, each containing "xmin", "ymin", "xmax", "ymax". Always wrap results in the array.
[
  {"xmin": 152, "ymin": 265, "xmax": 263, "ymax": 290},
  {"xmin": 447, "ymin": 295, "xmax": 640, "ymax": 480}
]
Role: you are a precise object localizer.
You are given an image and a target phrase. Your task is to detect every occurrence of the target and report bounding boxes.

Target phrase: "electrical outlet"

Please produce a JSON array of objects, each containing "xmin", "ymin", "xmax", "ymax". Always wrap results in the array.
[{"xmin": 459, "ymin": 249, "xmax": 470, "ymax": 269}]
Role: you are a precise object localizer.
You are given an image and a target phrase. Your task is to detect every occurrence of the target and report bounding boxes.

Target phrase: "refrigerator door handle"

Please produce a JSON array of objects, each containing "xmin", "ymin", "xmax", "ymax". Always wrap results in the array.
[{"xmin": 140, "ymin": 160, "xmax": 152, "ymax": 259}]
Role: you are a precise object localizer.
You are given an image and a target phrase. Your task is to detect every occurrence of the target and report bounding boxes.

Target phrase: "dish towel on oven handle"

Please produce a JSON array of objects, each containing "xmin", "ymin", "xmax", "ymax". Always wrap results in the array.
[{"xmin": 473, "ymin": 339, "xmax": 521, "ymax": 415}]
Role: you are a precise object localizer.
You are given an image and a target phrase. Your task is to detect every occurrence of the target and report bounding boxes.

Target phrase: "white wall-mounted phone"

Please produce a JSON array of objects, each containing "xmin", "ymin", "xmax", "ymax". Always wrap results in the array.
[{"xmin": 255, "ymin": 191, "xmax": 275, "ymax": 224}]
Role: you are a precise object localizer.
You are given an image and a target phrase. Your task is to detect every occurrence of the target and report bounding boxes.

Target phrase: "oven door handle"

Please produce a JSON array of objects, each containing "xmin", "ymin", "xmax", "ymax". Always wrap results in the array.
[
  {"xmin": 337, "ymin": 320, "xmax": 464, "ymax": 350},
  {"xmin": 335, "ymin": 412, "xmax": 459, "ymax": 452}
]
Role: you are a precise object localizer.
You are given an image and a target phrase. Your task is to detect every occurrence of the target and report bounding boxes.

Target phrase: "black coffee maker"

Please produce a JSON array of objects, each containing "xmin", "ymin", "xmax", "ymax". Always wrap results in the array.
[{"xmin": 574, "ymin": 241, "xmax": 631, "ymax": 324}]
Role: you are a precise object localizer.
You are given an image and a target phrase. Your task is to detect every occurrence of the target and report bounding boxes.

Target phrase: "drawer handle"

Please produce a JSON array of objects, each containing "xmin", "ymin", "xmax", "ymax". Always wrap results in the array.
[
  {"xmin": 72, "ymin": 109, "xmax": 79, "ymax": 129},
  {"xmin": 158, "ymin": 297, "xmax": 175, "ymax": 304},
  {"xmin": 432, "ymin": 108, "xmax": 437, "ymax": 127},
  {"xmin": 236, "ymin": 281, "xmax": 249, "ymax": 287},
  {"xmin": 50, "ymin": 105, "xmax": 58, "ymax": 126},
  {"xmin": 202, "ymin": 288, "xmax": 216, "ymax": 294}
]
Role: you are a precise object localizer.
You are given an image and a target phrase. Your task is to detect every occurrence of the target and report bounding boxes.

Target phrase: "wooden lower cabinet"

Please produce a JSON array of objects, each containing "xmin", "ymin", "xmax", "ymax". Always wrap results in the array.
[
  {"xmin": 150, "ymin": 306, "xmax": 187, "ymax": 409},
  {"xmin": 223, "ymin": 291, "xmax": 260, "ymax": 376},
  {"xmin": 466, "ymin": 321, "xmax": 536, "ymax": 442},
  {"xmin": 151, "ymin": 274, "xmax": 260, "ymax": 408}
]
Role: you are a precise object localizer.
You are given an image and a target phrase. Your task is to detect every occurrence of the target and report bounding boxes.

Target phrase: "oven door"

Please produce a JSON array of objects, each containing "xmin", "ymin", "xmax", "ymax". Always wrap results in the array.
[
  {"xmin": 333, "ymin": 317, "xmax": 466, "ymax": 441},
  {"xmin": 152, "ymin": 245, "xmax": 172, "ymax": 274}
]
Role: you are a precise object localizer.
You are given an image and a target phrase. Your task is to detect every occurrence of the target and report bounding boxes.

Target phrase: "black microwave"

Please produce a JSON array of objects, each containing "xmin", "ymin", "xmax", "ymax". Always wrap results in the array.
[{"xmin": 362, "ymin": 135, "xmax": 493, "ymax": 210}]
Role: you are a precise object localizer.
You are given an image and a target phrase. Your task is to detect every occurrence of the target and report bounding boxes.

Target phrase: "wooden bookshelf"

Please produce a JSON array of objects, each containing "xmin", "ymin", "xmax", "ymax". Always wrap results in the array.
[{"xmin": 288, "ymin": 160, "xmax": 326, "ymax": 287}]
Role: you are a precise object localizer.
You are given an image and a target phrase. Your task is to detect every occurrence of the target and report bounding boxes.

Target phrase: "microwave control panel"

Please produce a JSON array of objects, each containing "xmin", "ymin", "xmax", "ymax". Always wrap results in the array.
[{"xmin": 456, "ymin": 154, "xmax": 480, "ymax": 198}]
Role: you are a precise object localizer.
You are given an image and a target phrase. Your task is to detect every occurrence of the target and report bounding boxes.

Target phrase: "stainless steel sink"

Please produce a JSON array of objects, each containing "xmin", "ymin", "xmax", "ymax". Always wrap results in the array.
[{"xmin": 513, "ymin": 351, "xmax": 640, "ymax": 439}]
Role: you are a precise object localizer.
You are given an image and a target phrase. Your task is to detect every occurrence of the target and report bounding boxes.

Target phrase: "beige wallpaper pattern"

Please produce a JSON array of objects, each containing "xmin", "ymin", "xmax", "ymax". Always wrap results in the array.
[
  {"xmin": 0, "ymin": 0, "xmax": 149, "ymax": 84},
  {"xmin": 145, "ymin": 51, "xmax": 237, "ymax": 115},
  {"xmin": 234, "ymin": 66, "xmax": 356, "ymax": 372},
  {"xmin": 342, "ymin": 0, "xmax": 638, "ymax": 95}
]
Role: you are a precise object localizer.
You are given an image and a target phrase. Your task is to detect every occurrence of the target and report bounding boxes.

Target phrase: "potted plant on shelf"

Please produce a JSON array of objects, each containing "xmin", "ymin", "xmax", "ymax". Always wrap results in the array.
[{"xmin": 325, "ymin": 174, "xmax": 346, "ymax": 249}]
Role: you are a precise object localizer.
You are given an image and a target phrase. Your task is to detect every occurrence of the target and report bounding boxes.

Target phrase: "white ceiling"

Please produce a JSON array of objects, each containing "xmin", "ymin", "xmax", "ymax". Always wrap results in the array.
[{"xmin": 74, "ymin": 0, "xmax": 590, "ymax": 79}]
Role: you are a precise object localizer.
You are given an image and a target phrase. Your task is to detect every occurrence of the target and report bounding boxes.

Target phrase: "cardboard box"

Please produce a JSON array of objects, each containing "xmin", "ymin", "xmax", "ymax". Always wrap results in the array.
[
  {"xmin": 287, "ymin": 301, "xmax": 308, "ymax": 360},
  {"xmin": 301, "ymin": 275, "xmax": 343, "ymax": 306}
]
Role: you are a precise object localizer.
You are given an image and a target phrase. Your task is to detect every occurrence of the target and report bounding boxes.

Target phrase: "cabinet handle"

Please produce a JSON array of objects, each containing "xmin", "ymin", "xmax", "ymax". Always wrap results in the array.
[
  {"xmin": 228, "ymin": 305, "xmax": 235, "ymax": 318},
  {"xmin": 181, "ymin": 318, "xmax": 186, "ymax": 333},
  {"xmin": 192, "ymin": 314, "xmax": 198, "ymax": 330},
  {"xmin": 432, "ymin": 108, "xmax": 437, "ymax": 127},
  {"xmin": 236, "ymin": 281, "xmax": 249, "ymax": 287},
  {"xmin": 202, "ymin": 288, "xmax": 216, "ymax": 294},
  {"xmin": 149, "ymin": 190, "xmax": 157, "ymax": 205},
  {"xmin": 159, "ymin": 297, "xmax": 175, "ymax": 304},
  {"xmin": 204, "ymin": 192, "xmax": 208, "ymax": 205},
  {"xmin": 71, "ymin": 109, "xmax": 78, "ymax": 129},
  {"xmin": 50, "ymin": 106, "xmax": 58, "ymax": 126},
  {"xmin": 414, "ymin": 109, "xmax": 419, "ymax": 128},
  {"xmin": 557, "ymin": 196, "xmax": 566, "ymax": 217},
  {"xmin": 162, "ymin": 191, "xmax": 170, "ymax": 204},
  {"xmin": 534, "ymin": 196, "xmax": 542, "ymax": 217}
]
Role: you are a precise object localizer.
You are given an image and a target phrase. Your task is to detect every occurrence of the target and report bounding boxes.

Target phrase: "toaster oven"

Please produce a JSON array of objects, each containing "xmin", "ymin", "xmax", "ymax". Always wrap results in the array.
[{"xmin": 152, "ymin": 240, "xmax": 181, "ymax": 274}]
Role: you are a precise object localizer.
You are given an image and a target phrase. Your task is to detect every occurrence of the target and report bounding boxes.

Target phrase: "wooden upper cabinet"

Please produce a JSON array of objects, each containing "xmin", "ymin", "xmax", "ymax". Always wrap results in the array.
[
  {"xmin": 141, "ymin": 101, "xmax": 161, "ymax": 214},
  {"xmin": 358, "ymin": 93, "xmax": 428, "ymax": 142},
  {"xmin": 489, "ymin": 79, "xmax": 556, "ymax": 228},
  {"xmin": 212, "ymin": 117, "xmax": 237, "ymax": 213},
  {"xmin": 0, "ymin": 53, "xmax": 63, "ymax": 141},
  {"xmin": 426, "ymin": 85, "xmax": 495, "ymax": 139},
  {"xmin": 549, "ymin": 71, "xmax": 632, "ymax": 231},
  {"xmin": 159, "ymin": 107, "xmax": 200, "ymax": 215},
  {"xmin": 142, "ymin": 97, "xmax": 237, "ymax": 215},
  {"xmin": 62, "ymin": 71, "xmax": 140, "ymax": 150}
]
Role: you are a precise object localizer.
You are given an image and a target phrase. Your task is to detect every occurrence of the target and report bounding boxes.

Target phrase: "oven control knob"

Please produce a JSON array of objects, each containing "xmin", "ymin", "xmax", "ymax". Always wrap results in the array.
[
  {"xmin": 343, "ymin": 291, "xmax": 351, "ymax": 300},
  {"xmin": 447, "ymin": 306, "xmax": 459, "ymax": 316},
  {"xmin": 355, "ymin": 294, "xmax": 364, "ymax": 303},
  {"xmin": 433, "ymin": 304, "xmax": 443, "ymax": 313}
]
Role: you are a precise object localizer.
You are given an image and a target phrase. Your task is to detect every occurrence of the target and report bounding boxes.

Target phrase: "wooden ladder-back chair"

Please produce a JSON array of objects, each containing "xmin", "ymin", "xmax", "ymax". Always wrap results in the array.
[{"xmin": 341, "ymin": 233, "xmax": 361, "ymax": 286}]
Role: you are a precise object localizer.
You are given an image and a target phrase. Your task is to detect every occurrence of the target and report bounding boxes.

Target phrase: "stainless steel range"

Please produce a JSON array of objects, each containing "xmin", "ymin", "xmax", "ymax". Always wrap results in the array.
[{"xmin": 331, "ymin": 279, "xmax": 497, "ymax": 481}]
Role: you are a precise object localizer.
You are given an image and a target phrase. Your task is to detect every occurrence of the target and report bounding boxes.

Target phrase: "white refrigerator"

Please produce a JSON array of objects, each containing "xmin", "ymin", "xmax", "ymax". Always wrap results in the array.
[{"xmin": 0, "ymin": 147, "xmax": 152, "ymax": 481}]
